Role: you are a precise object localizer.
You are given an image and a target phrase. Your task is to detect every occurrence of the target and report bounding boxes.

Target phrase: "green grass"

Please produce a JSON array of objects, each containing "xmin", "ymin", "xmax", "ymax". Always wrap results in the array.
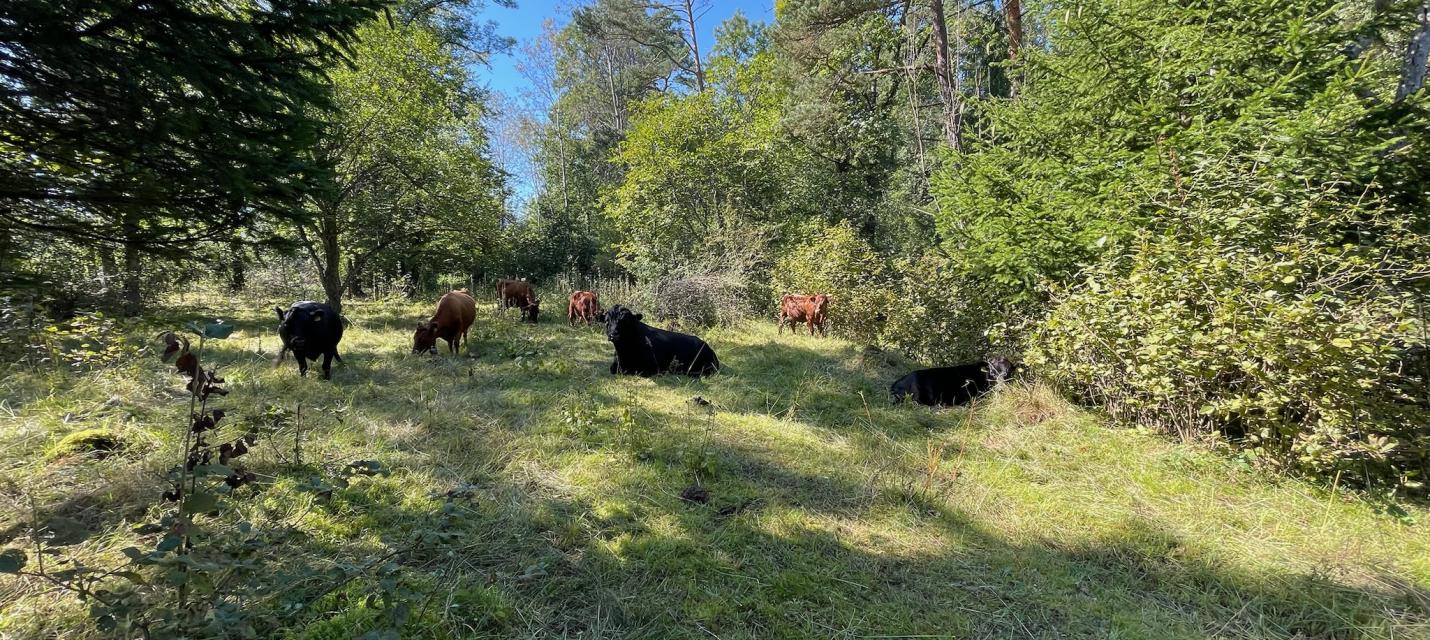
[{"xmin": 1, "ymin": 299, "xmax": 1427, "ymax": 639}]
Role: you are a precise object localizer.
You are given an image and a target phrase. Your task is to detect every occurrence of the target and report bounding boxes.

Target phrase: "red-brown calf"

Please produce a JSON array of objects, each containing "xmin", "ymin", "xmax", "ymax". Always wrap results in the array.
[
  {"xmin": 777, "ymin": 293, "xmax": 830, "ymax": 337},
  {"xmin": 568, "ymin": 290, "xmax": 602, "ymax": 326}
]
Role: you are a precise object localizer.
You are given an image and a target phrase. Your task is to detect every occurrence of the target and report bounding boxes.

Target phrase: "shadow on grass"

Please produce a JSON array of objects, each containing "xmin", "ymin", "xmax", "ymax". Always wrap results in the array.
[{"xmin": 271, "ymin": 441, "xmax": 1430, "ymax": 640}]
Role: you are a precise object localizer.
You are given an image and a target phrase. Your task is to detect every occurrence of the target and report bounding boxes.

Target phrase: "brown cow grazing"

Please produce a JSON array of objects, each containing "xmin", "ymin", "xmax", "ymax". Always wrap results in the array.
[
  {"xmin": 495, "ymin": 279, "xmax": 534, "ymax": 310},
  {"xmin": 778, "ymin": 293, "xmax": 830, "ymax": 336},
  {"xmin": 496, "ymin": 278, "xmax": 540, "ymax": 322},
  {"xmin": 568, "ymin": 290, "xmax": 601, "ymax": 326},
  {"xmin": 413, "ymin": 289, "xmax": 476, "ymax": 355}
]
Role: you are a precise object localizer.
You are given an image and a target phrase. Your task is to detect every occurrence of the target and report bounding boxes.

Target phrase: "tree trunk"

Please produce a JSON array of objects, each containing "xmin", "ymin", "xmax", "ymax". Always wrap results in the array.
[
  {"xmin": 902, "ymin": 0, "xmax": 929, "ymax": 183},
  {"xmin": 122, "ymin": 240, "xmax": 142, "ymax": 316},
  {"xmin": 1004, "ymin": 0, "xmax": 1022, "ymax": 60},
  {"xmin": 347, "ymin": 256, "xmax": 366, "ymax": 297},
  {"xmin": 0, "ymin": 221, "xmax": 10, "ymax": 277},
  {"xmin": 928, "ymin": 0, "xmax": 963, "ymax": 151},
  {"xmin": 682, "ymin": 0, "xmax": 706, "ymax": 92},
  {"xmin": 228, "ymin": 246, "xmax": 246, "ymax": 292},
  {"xmin": 319, "ymin": 206, "xmax": 343, "ymax": 313},
  {"xmin": 121, "ymin": 210, "xmax": 142, "ymax": 316},
  {"xmin": 98, "ymin": 245, "xmax": 119, "ymax": 307},
  {"xmin": 1398, "ymin": 1, "xmax": 1430, "ymax": 102},
  {"xmin": 1004, "ymin": 0, "xmax": 1022, "ymax": 97}
]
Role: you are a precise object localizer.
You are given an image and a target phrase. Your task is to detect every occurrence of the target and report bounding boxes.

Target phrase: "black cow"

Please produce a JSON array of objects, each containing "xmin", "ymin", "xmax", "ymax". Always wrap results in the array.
[
  {"xmin": 275, "ymin": 301, "xmax": 345, "ymax": 380},
  {"xmin": 602, "ymin": 305, "xmax": 720, "ymax": 377},
  {"xmin": 891, "ymin": 356, "xmax": 1013, "ymax": 407}
]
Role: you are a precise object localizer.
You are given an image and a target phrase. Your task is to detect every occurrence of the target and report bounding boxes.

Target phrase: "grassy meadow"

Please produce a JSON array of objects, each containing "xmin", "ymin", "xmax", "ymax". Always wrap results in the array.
[{"xmin": 1, "ymin": 297, "xmax": 1427, "ymax": 639}]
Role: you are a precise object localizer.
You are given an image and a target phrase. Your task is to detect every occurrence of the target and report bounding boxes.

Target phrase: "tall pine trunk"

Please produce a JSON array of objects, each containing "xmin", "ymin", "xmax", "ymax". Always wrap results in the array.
[
  {"xmin": 319, "ymin": 206, "xmax": 343, "ymax": 313},
  {"xmin": 121, "ymin": 210, "xmax": 142, "ymax": 316},
  {"xmin": 1004, "ymin": 0, "xmax": 1022, "ymax": 97},
  {"xmin": 122, "ymin": 241, "xmax": 142, "ymax": 316},
  {"xmin": 929, "ymin": 0, "xmax": 962, "ymax": 151},
  {"xmin": 1004, "ymin": 0, "xmax": 1022, "ymax": 60},
  {"xmin": 681, "ymin": 0, "xmax": 705, "ymax": 92},
  {"xmin": 1398, "ymin": 1, "xmax": 1430, "ymax": 101}
]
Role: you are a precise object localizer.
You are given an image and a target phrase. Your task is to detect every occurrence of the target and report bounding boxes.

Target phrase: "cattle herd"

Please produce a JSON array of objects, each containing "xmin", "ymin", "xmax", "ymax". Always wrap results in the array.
[{"xmin": 272, "ymin": 281, "xmax": 1013, "ymax": 406}]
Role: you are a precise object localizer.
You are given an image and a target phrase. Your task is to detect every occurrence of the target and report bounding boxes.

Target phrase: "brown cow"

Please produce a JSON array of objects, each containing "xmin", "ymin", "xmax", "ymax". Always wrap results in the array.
[
  {"xmin": 495, "ymin": 279, "xmax": 531, "ymax": 309},
  {"xmin": 496, "ymin": 279, "xmax": 540, "ymax": 322},
  {"xmin": 413, "ymin": 289, "xmax": 476, "ymax": 355},
  {"xmin": 568, "ymin": 290, "xmax": 602, "ymax": 326},
  {"xmin": 778, "ymin": 293, "xmax": 830, "ymax": 337}
]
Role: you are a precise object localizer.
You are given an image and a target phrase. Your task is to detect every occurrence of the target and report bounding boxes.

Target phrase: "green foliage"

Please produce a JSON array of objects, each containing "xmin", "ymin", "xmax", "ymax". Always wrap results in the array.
[
  {"xmin": 1030, "ymin": 200, "xmax": 1430, "ymax": 494},
  {"xmin": 932, "ymin": 0, "xmax": 1430, "ymax": 303},
  {"xmin": 37, "ymin": 311, "xmax": 140, "ymax": 371},
  {"xmin": 301, "ymin": 10, "xmax": 507, "ymax": 307},
  {"xmin": 0, "ymin": 0, "xmax": 385, "ymax": 250},
  {"xmin": 878, "ymin": 255, "xmax": 1009, "ymax": 366},
  {"xmin": 921, "ymin": 0, "xmax": 1430, "ymax": 492}
]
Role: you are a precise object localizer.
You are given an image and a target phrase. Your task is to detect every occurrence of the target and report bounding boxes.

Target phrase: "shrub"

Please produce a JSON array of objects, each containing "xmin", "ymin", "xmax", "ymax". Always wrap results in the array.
[
  {"xmin": 636, "ymin": 271, "xmax": 755, "ymax": 328},
  {"xmin": 1029, "ymin": 220, "xmax": 1429, "ymax": 495},
  {"xmin": 879, "ymin": 254, "xmax": 1012, "ymax": 365},
  {"xmin": 625, "ymin": 227, "xmax": 771, "ymax": 328}
]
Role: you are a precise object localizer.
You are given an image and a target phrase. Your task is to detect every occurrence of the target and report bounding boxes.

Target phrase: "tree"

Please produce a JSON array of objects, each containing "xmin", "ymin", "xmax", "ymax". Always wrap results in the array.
[
  {"xmin": 928, "ymin": 0, "xmax": 963, "ymax": 150},
  {"xmin": 1399, "ymin": 1, "xmax": 1430, "ymax": 100},
  {"xmin": 0, "ymin": 0, "xmax": 385, "ymax": 311},
  {"xmin": 298, "ymin": 15, "xmax": 507, "ymax": 311}
]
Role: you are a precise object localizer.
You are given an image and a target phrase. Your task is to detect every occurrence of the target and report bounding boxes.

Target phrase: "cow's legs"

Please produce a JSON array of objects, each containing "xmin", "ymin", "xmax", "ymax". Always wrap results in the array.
[
  {"xmin": 297, "ymin": 355, "xmax": 309, "ymax": 377},
  {"xmin": 321, "ymin": 351, "xmax": 335, "ymax": 380},
  {"xmin": 777, "ymin": 312, "xmax": 785, "ymax": 335}
]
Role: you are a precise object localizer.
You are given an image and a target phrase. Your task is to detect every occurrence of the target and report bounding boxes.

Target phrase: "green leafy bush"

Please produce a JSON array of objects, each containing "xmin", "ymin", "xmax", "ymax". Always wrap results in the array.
[
  {"xmin": 1030, "ymin": 212, "xmax": 1429, "ymax": 494},
  {"xmin": 878, "ymin": 254, "xmax": 1013, "ymax": 365}
]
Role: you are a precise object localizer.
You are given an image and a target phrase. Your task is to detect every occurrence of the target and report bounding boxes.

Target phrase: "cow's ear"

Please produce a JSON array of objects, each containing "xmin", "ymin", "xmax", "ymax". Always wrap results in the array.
[
  {"xmin": 428, "ymin": 320, "xmax": 438, "ymax": 330},
  {"xmin": 275, "ymin": 307, "xmax": 285, "ymax": 320},
  {"xmin": 310, "ymin": 311, "xmax": 324, "ymax": 321},
  {"xmin": 415, "ymin": 322, "xmax": 426, "ymax": 330},
  {"xmin": 634, "ymin": 313, "xmax": 643, "ymax": 321}
]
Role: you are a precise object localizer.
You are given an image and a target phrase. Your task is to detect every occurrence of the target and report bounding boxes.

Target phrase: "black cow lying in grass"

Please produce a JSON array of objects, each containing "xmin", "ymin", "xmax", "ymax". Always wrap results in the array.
[
  {"xmin": 275, "ymin": 301, "xmax": 345, "ymax": 379},
  {"xmin": 891, "ymin": 356, "xmax": 1013, "ymax": 406},
  {"xmin": 602, "ymin": 305, "xmax": 720, "ymax": 377}
]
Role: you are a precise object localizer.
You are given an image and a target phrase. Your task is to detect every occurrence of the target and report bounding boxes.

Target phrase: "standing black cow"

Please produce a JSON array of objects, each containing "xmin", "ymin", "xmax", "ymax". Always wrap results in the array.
[
  {"xmin": 891, "ymin": 356, "xmax": 1013, "ymax": 406},
  {"xmin": 275, "ymin": 301, "xmax": 345, "ymax": 380},
  {"xmin": 602, "ymin": 305, "xmax": 720, "ymax": 377}
]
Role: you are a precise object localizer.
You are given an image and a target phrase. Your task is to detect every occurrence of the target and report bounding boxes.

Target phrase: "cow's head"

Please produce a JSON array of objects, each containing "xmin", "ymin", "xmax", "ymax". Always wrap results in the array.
[
  {"xmin": 276, "ymin": 304, "xmax": 326, "ymax": 349},
  {"xmin": 986, "ymin": 356, "xmax": 1013, "ymax": 385},
  {"xmin": 811, "ymin": 293, "xmax": 830, "ymax": 315},
  {"xmin": 412, "ymin": 321, "xmax": 439, "ymax": 354},
  {"xmin": 522, "ymin": 299, "xmax": 540, "ymax": 324},
  {"xmin": 603, "ymin": 305, "xmax": 642, "ymax": 343}
]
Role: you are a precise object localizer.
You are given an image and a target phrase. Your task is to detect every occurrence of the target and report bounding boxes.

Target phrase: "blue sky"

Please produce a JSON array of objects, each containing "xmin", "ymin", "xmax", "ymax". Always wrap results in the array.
[{"xmin": 476, "ymin": 0, "xmax": 776, "ymax": 98}]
